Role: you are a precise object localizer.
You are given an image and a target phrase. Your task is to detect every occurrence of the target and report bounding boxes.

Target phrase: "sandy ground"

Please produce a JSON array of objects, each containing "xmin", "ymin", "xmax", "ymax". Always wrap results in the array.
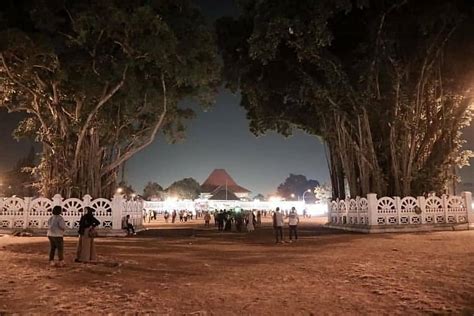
[{"xmin": 0, "ymin": 216, "xmax": 473, "ymax": 315}]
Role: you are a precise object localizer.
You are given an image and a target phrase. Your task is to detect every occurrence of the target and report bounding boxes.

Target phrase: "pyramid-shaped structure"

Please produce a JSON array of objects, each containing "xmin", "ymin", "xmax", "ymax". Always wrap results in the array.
[{"xmin": 201, "ymin": 169, "xmax": 250, "ymax": 194}]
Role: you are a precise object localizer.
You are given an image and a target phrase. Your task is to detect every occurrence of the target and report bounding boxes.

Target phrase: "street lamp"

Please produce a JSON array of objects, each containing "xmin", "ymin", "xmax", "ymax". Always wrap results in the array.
[
  {"xmin": 302, "ymin": 189, "xmax": 312, "ymax": 203},
  {"xmin": 291, "ymin": 193, "xmax": 295, "ymax": 200}
]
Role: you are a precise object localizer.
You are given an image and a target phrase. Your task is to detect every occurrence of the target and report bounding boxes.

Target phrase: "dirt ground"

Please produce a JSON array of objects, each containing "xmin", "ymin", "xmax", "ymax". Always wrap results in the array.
[{"xmin": 0, "ymin": 216, "xmax": 473, "ymax": 315}]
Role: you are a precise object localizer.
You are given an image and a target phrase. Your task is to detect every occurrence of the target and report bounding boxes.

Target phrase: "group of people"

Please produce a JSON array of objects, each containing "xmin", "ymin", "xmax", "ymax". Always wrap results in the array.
[
  {"xmin": 272, "ymin": 207, "xmax": 300, "ymax": 243},
  {"xmin": 46, "ymin": 205, "xmax": 301, "ymax": 265},
  {"xmin": 47, "ymin": 206, "xmax": 101, "ymax": 267}
]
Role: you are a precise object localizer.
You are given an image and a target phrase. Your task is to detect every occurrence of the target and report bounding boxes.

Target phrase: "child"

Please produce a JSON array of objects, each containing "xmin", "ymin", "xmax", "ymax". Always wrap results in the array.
[{"xmin": 47, "ymin": 206, "xmax": 66, "ymax": 267}]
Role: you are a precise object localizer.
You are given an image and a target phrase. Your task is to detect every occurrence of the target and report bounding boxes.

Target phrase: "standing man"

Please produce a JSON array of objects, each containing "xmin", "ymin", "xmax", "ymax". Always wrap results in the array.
[
  {"xmin": 273, "ymin": 207, "xmax": 284, "ymax": 243},
  {"xmin": 288, "ymin": 207, "xmax": 299, "ymax": 242}
]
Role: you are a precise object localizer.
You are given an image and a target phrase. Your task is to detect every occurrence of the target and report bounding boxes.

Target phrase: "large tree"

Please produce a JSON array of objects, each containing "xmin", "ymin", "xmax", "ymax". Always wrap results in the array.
[
  {"xmin": 217, "ymin": 0, "xmax": 474, "ymax": 199},
  {"xmin": 0, "ymin": 0, "xmax": 220, "ymax": 198},
  {"xmin": 166, "ymin": 177, "xmax": 201, "ymax": 200},
  {"xmin": 277, "ymin": 174, "xmax": 319, "ymax": 200},
  {"xmin": 142, "ymin": 181, "xmax": 164, "ymax": 200}
]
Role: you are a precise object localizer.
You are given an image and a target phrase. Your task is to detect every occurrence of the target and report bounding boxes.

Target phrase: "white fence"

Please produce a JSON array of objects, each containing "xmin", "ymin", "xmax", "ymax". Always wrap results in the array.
[
  {"xmin": 327, "ymin": 192, "xmax": 473, "ymax": 232},
  {"xmin": 0, "ymin": 194, "xmax": 143, "ymax": 234}
]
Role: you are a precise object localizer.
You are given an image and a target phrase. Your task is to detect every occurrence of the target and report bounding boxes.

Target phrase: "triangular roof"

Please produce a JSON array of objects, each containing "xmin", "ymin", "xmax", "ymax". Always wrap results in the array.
[
  {"xmin": 201, "ymin": 169, "xmax": 251, "ymax": 193},
  {"xmin": 209, "ymin": 188, "xmax": 240, "ymax": 201}
]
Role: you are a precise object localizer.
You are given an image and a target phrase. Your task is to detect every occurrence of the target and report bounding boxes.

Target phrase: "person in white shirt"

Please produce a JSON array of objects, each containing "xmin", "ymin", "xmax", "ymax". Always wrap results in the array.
[
  {"xmin": 273, "ymin": 207, "xmax": 284, "ymax": 243},
  {"xmin": 47, "ymin": 206, "xmax": 66, "ymax": 267},
  {"xmin": 288, "ymin": 207, "xmax": 300, "ymax": 242}
]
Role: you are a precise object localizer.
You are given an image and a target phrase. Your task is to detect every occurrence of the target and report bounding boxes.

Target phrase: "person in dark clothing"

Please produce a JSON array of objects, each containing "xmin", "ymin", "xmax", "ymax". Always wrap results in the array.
[
  {"xmin": 76, "ymin": 207, "xmax": 100, "ymax": 263},
  {"xmin": 217, "ymin": 211, "xmax": 225, "ymax": 231},
  {"xmin": 124, "ymin": 214, "xmax": 136, "ymax": 236}
]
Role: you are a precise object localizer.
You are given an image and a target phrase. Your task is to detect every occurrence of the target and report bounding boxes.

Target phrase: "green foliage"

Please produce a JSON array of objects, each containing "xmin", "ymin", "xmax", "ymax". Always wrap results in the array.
[
  {"xmin": 166, "ymin": 177, "xmax": 201, "ymax": 200},
  {"xmin": 218, "ymin": 0, "xmax": 474, "ymax": 197},
  {"xmin": 143, "ymin": 181, "xmax": 164, "ymax": 200},
  {"xmin": 117, "ymin": 181, "xmax": 136, "ymax": 199},
  {"xmin": 277, "ymin": 174, "xmax": 320, "ymax": 200},
  {"xmin": 0, "ymin": 0, "xmax": 221, "ymax": 197}
]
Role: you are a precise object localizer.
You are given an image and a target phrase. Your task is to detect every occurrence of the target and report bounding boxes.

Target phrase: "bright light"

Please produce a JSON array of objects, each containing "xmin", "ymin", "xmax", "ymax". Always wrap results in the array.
[
  {"xmin": 166, "ymin": 196, "xmax": 178, "ymax": 203},
  {"xmin": 307, "ymin": 189, "xmax": 311, "ymax": 193},
  {"xmin": 131, "ymin": 193, "xmax": 137, "ymax": 198},
  {"xmin": 269, "ymin": 196, "xmax": 282, "ymax": 202},
  {"xmin": 290, "ymin": 193, "xmax": 295, "ymax": 198},
  {"xmin": 253, "ymin": 199, "xmax": 260, "ymax": 202},
  {"xmin": 116, "ymin": 187, "xmax": 123, "ymax": 194}
]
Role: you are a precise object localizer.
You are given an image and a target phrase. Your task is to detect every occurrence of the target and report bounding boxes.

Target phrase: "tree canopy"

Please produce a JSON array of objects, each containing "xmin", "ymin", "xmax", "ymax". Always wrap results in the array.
[
  {"xmin": 217, "ymin": 0, "xmax": 474, "ymax": 198},
  {"xmin": 142, "ymin": 181, "xmax": 164, "ymax": 200},
  {"xmin": 277, "ymin": 174, "xmax": 319, "ymax": 200},
  {"xmin": 166, "ymin": 177, "xmax": 201, "ymax": 200},
  {"xmin": 0, "ymin": 0, "xmax": 220, "ymax": 197}
]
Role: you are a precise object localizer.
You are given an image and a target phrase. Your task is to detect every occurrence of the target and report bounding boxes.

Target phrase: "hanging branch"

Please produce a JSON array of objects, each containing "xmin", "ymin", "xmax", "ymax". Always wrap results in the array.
[{"xmin": 102, "ymin": 73, "xmax": 168, "ymax": 176}]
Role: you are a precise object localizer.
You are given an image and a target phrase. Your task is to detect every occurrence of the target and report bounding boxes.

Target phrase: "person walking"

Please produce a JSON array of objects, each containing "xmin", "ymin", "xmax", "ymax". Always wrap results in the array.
[
  {"xmin": 247, "ymin": 211, "xmax": 255, "ymax": 232},
  {"xmin": 204, "ymin": 212, "xmax": 211, "ymax": 227},
  {"xmin": 47, "ymin": 206, "xmax": 66, "ymax": 267},
  {"xmin": 273, "ymin": 207, "xmax": 284, "ymax": 243},
  {"xmin": 75, "ymin": 207, "xmax": 100, "ymax": 263},
  {"xmin": 172, "ymin": 210, "xmax": 177, "ymax": 223},
  {"xmin": 288, "ymin": 207, "xmax": 300, "ymax": 242},
  {"xmin": 217, "ymin": 211, "xmax": 225, "ymax": 231}
]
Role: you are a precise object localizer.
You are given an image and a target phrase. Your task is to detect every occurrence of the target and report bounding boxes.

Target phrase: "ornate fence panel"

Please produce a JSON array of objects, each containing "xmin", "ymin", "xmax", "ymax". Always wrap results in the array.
[
  {"xmin": 328, "ymin": 192, "xmax": 473, "ymax": 232},
  {"xmin": 0, "ymin": 193, "xmax": 143, "ymax": 233},
  {"xmin": 327, "ymin": 197, "xmax": 369, "ymax": 227}
]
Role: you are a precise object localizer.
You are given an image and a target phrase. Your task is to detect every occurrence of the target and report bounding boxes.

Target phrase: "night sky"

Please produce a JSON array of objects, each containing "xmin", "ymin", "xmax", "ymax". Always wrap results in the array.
[{"xmin": 0, "ymin": 0, "xmax": 472, "ymax": 195}]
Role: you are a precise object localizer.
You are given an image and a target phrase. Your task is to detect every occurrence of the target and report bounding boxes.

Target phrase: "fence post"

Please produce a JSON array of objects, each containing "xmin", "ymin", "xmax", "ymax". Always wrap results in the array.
[
  {"xmin": 441, "ymin": 194, "xmax": 448, "ymax": 223},
  {"xmin": 394, "ymin": 196, "xmax": 401, "ymax": 224},
  {"xmin": 111, "ymin": 193, "xmax": 124, "ymax": 230},
  {"xmin": 418, "ymin": 196, "xmax": 426, "ymax": 224},
  {"xmin": 52, "ymin": 194, "xmax": 63, "ymax": 207},
  {"xmin": 23, "ymin": 197, "xmax": 31, "ymax": 229},
  {"xmin": 367, "ymin": 193, "xmax": 378, "ymax": 226},
  {"xmin": 463, "ymin": 191, "xmax": 473, "ymax": 229},
  {"xmin": 327, "ymin": 198, "xmax": 332, "ymax": 224},
  {"xmin": 83, "ymin": 195, "xmax": 92, "ymax": 208}
]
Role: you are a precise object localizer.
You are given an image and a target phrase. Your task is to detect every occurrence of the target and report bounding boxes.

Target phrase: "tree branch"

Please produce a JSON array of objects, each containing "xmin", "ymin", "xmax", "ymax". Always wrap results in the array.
[
  {"xmin": 73, "ymin": 65, "xmax": 128, "ymax": 170},
  {"xmin": 102, "ymin": 73, "xmax": 168, "ymax": 176},
  {"xmin": 0, "ymin": 53, "xmax": 40, "ymax": 99}
]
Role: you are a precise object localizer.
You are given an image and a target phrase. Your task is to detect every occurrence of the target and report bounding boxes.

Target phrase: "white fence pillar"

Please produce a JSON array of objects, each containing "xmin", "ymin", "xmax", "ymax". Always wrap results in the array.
[
  {"xmin": 463, "ymin": 191, "xmax": 473, "ymax": 229},
  {"xmin": 441, "ymin": 194, "xmax": 449, "ymax": 223},
  {"xmin": 418, "ymin": 196, "xmax": 426, "ymax": 224},
  {"xmin": 23, "ymin": 197, "xmax": 32, "ymax": 229},
  {"xmin": 52, "ymin": 194, "xmax": 63, "ymax": 207},
  {"xmin": 367, "ymin": 193, "xmax": 378, "ymax": 226},
  {"xmin": 394, "ymin": 196, "xmax": 401, "ymax": 224},
  {"xmin": 327, "ymin": 198, "xmax": 332, "ymax": 223},
  {"xmin": 111, "ymin": 193, "xmax": 124, "ymax": 230},
  {"xmin": 83, "ymin": 195, "xmax": 92, "ymax": 208}
]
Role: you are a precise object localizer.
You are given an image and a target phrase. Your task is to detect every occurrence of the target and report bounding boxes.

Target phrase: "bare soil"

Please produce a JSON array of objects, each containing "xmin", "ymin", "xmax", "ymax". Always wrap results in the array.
[{"xmin": 0, "ymin": 217, "xmax": 473, "ymax": 315}]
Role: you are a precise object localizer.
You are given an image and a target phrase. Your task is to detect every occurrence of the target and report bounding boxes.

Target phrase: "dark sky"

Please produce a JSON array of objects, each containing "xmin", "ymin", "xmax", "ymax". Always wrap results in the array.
[{"xmin": 0, "ymin": 0, "xmax": 472, "ymax": 195}]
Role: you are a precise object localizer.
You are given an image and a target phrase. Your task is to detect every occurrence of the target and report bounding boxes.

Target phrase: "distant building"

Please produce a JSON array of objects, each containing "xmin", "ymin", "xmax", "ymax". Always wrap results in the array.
[{"xmin": 200, "ymin": 169, "xmax": 251, "ymax": 200}]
